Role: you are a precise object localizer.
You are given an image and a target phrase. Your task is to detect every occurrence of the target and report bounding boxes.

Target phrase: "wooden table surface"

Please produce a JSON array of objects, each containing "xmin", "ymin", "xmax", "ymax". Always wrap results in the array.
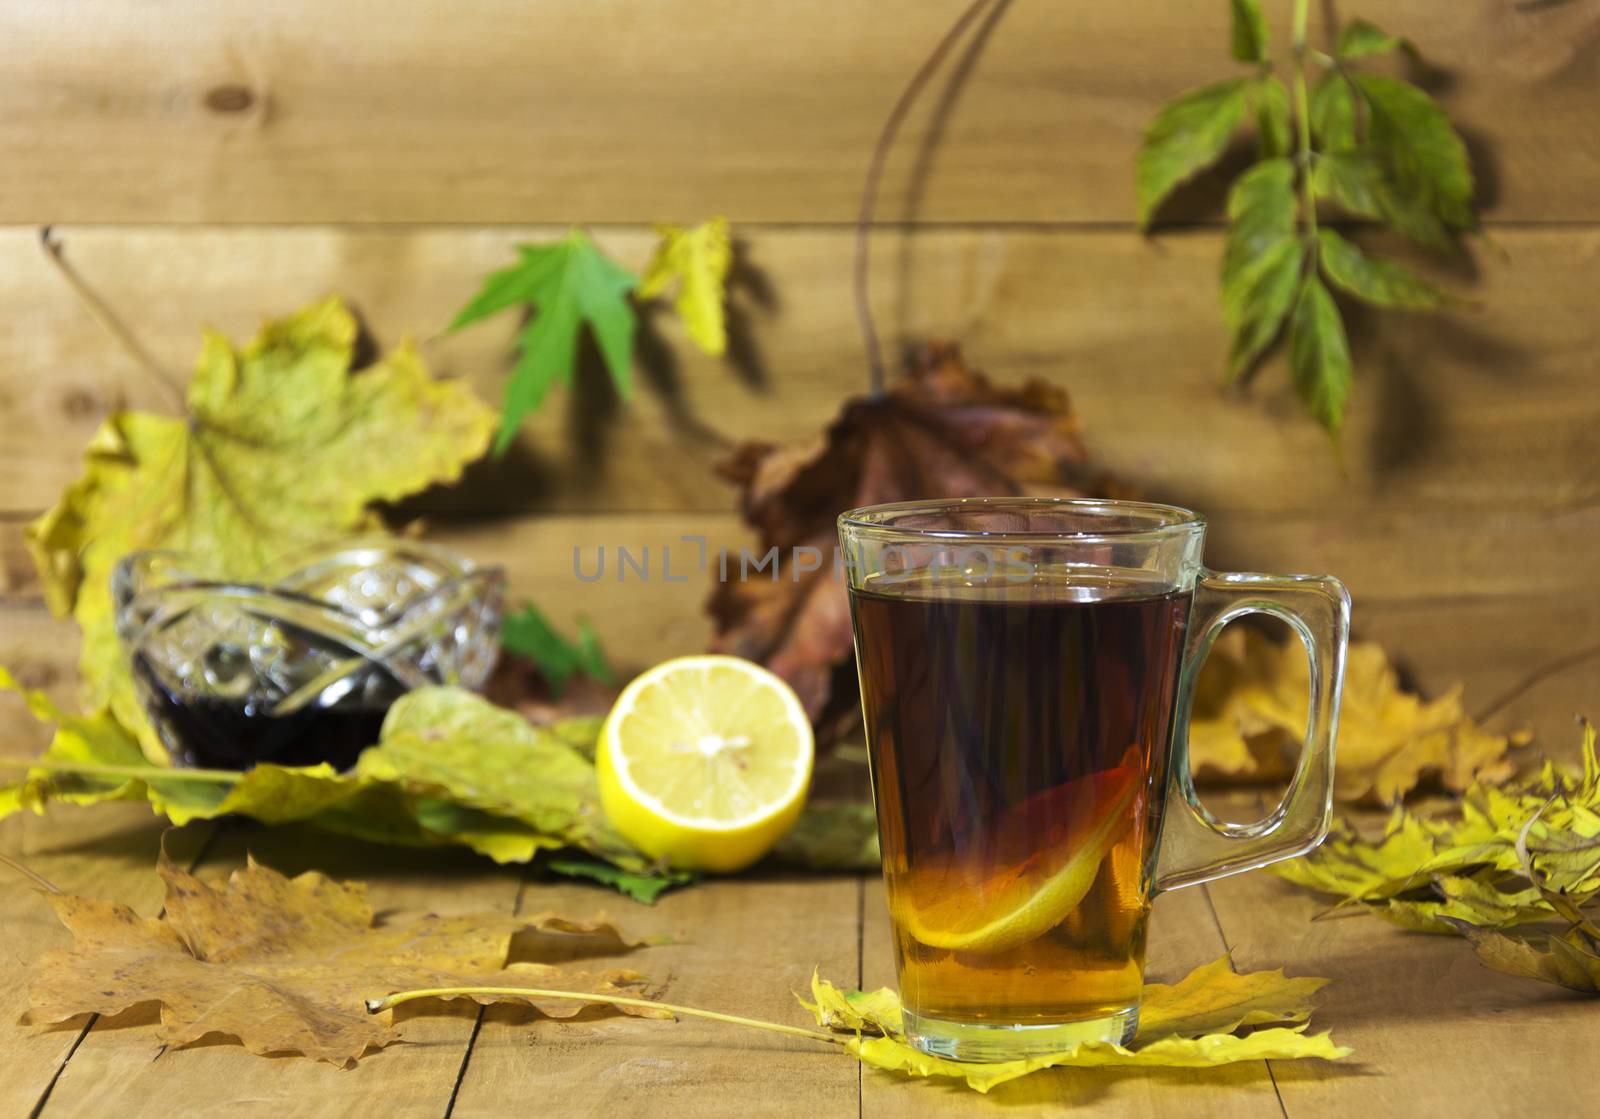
[{"xmin": 4, "ymin": 800, "xmax": 1595, "ymax": 1119}]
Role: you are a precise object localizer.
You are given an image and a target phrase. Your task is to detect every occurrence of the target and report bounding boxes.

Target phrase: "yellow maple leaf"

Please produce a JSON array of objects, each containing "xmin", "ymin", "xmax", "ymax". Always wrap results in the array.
[
  {"xmin": 638, "ymin": 216, "xmax": 731, "ymax": 356},
  {"xmin": 799, "ymin": 957, "xmax": 1348, "ymax": 1092},
  {"xmin": 24, "ymin": 851, "xmax": 654, "ymax": 1067},
  {"xmin": 1189, "ymin": 627, "xmax": 1527, "ymax": 802},
  {"xmin": 25, "ymin": 296, "xmax": 496, "ymax": 761}
]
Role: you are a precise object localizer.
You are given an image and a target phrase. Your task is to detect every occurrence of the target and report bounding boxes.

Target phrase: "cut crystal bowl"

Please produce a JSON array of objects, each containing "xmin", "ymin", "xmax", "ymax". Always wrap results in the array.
[{"xmin": 112, "ymin": 539, "xmax": 504, "ymax": 770}]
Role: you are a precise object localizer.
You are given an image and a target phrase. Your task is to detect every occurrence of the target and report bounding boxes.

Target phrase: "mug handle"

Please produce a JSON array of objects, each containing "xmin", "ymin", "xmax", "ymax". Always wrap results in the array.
[{"xmin": 1153, "ymin": 571, "xmax": 1351, "ymax": 892}]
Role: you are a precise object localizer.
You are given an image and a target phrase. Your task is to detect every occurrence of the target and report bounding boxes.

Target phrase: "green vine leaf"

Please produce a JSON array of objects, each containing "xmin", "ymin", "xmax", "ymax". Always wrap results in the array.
[
  {"xmin": 1223, "ymin": 158, "xmax": 1298, "ymax": 281},
  {"xmin": 1309, "ymin": 75, "xmax": 1357, "ymax": 153},
  {"xmin": 1254, "ymin": 76, "xmax": 1292, "ymax": 157},
  {"xmin": 1136, "ymin": 78, "xmax": 1251, "ymax": 225},
  {"xmin": 1229, "ymin": 0, "xmax": 1270, "ymax": 63},
  {"xmin": 1222, "ymin": 159, "xmax": 1301, "ymax": 379},
  {"xmin": 1225, "ymin": 238, "xmax": 1306, "ymax": 381},
  {"xmin": 1135, "ymin": 4, "xmax": 1476, "ymax": 443},
  {"xmin": 1353, "ymin": 73, "xmax": 1475, "ymax": 235},
  {"xmin": 1337, "ymin": 18, "xmax": 1407, "ymax": 60},
  {"xmin": 448, "ymin": 230, "xmax": 638, "ymax": 455},
  {"xmin": 1310, "ymin": 152, "xmax": 1384, "ymax": 218},
  {"xmin": 1317, "ymin": 230, "xmax": 1445, "ymax": 310},
  {"xmin": 1288, "ymin": 276, "xmax": 1353, "ymax": 439}
]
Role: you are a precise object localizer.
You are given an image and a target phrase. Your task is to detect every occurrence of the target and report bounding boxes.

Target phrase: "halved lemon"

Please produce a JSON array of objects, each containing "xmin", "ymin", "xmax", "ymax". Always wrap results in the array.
[
  {"xmin": 597, "ymin": 655, "xmax": 815, "ymax": 873},
  {"xmin": 892, "ymin": 761, "xmax": 1141, "ymax": 954}
]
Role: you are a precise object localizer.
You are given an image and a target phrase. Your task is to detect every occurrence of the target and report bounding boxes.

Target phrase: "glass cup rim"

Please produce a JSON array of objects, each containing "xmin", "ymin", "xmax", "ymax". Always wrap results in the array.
[{"xmin": 837, "ymin": 497, "xmax": 1205, "ymax": 544}]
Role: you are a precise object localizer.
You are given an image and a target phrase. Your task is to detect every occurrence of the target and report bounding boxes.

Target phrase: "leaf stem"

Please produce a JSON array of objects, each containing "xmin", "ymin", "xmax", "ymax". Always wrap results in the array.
[
  {"xmin": 854, "ymin": 0, "xmax": 995, "ymax": 398},
  {"xmin": 38, "ymin": 227, "xmax": 187, "ymax": 414},
  {"xmin": 1472, "ymin": 641, "xmax": 1600, "ymax": 726},
  {"xmin": 1290, "ymin": 0, "xmax": 1319, "ymax": 245},
  {"xmin": 0, "ymin": 849, "xmax": 65, "ymax": 894},
  {"xmin": 0, "ymin": 756, "xmax": 245, "ymax": 784},
  {"xmin": 364, "ymin": 985, "xmax": 838, "ymax": 1046}
]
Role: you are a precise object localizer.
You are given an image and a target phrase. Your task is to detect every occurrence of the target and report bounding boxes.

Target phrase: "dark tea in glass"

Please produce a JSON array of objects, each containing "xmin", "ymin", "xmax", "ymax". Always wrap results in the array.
[
  {"xmin": 840, "ymin": 498, "xmax": 1349, "ymax": 1061},
  {"xmin": 853, "ymin": 574, "xmax": 1188, "ymax": 1034}
]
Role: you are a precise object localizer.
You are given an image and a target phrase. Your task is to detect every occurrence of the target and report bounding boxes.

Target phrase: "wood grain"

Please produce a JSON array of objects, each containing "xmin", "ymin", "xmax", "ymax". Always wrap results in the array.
[
  {"xmin": 1, "ymin": 224, "xmax": 1596, "ymax": 522},
  {"xmin": 0, "ymin": 605, "xmax": 80, "ymax": 756},
  {"xmin": 858, "ymin": 878, "xmax": 1287, "ymax": 1114},
  {"xmin": 1207, "ymin": 864, "xmax": 1600, "ymax": 1116},
  {"xmin": 0, "ymin": 1, "xmax": 1594, "ymax": 224},
  {"xmin": 452, "ymin": 874, "xmax": 861, "ymax": 1117},
  {"xmin": 0, "ymin": 807, "xmax": 213, "ymax": 1119},
  {"xmin": 36, "ymin": 823, "xmax": 526, "ymax": 1119},
  {"xmin": 7, "ymin": 503, "xmax": 1599, "ymax": 621}
]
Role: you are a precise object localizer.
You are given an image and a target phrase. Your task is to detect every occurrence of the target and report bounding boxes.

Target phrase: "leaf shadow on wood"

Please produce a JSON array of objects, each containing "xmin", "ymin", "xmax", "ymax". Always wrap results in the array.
[
  {"xmin": 215, "ymin": 820, "xmax": 522, "ymax": 887},
  {"xmin": 724, "ymin": 237, "xmax": 778, "ymax": 394},
  {"xmin": 1458, "ymin": 126, "xmax": 1503, "ymax": 215},
  {"xmin": 74, "ymin": 1004, "xmax": 160, "ymax": 1034},
  {"xmin": 903, "ymin": 1062, "xmax": 1310, "ymax": 1109},
  {"xmin": 1364, "ymin": 312, "xmax": 1526, "ymax": 480},
  {"xmin": 389, "ymin": 438, "xmax": 558, "ymax": 518},
  {"xmin": 475, "ymin": 1001, "xmax": 655, "ymax": 1029},
  {"xmin": 10, "ymin": 819, "xmax": 208, "ymax": 865},
  {"xmin": 632, "ymin": 306, "xmax": 730, "ymax": 452}
]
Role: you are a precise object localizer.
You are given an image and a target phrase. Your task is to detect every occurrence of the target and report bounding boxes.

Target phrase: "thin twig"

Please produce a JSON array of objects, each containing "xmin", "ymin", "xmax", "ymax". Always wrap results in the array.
[
  {"xmin": 854, "ymin": 0, "xmax": 995, "ymax": 397},
  {"xmin": 365, "ymin": 985, "xmax": 837, "ymax": 1046},
  {"xmin": 0, "ymin": 757, "xmax": 244, "ymax": 784},
  {"xmin": 1473, "ymin": 641, "xmax": 1600, "ymax": 726},
  {"xmin": 0, "ymin": 849, "xmax": 65, "ymax": 895},
  {"xmin": 39, "ymin": 226, "xmax": 186, "ymax": 412}
]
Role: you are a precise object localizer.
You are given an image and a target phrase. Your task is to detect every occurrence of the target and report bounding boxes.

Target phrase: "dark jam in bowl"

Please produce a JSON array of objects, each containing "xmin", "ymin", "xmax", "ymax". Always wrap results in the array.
[{"xmin": 133, "ymin": 656, "xmax": 396, "ymax": 772}]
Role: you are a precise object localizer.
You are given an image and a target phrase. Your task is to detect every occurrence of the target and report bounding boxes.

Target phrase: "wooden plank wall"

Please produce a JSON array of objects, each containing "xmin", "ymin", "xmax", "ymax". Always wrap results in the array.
[{"xmin": 0, "ymin": 0, "xmax": 1596, "ymax": 757}]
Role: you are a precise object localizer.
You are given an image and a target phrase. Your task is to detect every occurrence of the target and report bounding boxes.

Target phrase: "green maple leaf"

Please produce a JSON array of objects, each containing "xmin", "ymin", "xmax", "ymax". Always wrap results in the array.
[
  {"xmin": 449, "ymin": 230, "xmax": 638, "ymax": 455},
  {"xmin": 501, "ymin": 603, "xmax": 614, "ymax": 698}
]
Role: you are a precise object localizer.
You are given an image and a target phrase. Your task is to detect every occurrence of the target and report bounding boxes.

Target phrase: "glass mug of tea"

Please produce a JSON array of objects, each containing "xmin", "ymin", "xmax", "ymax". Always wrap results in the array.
[{"xmin": 838, "ymin": 497, "xmax": 1349, "ymax": 1061}]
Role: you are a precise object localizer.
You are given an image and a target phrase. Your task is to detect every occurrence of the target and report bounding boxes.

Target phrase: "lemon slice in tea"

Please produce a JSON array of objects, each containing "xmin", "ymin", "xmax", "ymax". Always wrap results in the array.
[
  {"xmin": 597, "ymin": 655, "xmax": 814, "ymax": 873},
  {"xmin": 894, "ymin": 761, "xmax": 1141, "ymax": 954}
]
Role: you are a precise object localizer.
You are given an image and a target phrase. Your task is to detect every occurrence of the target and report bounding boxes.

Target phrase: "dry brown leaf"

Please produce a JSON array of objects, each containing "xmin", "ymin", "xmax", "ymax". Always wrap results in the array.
[
  {"xmin": 1190, "ymin": 627, "xmax": 1527, "ymax": 802},
  {"xmin": 708, "ymin": 342, "xmax": 1121, "ymax": 739},
  {"xmin": 25, "ymin": 852, "xmax": 655, "ymax": 1066}
]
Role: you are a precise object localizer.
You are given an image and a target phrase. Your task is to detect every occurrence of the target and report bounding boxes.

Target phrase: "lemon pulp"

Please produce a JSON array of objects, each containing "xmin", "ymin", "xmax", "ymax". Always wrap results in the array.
[
  {"xmin": 893, "ymin": 760, "xmax": 1141, "ymax": 954},
  {"xmin": 597, "ymin": 655, "xmax": 814, "ymax": 872}
]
